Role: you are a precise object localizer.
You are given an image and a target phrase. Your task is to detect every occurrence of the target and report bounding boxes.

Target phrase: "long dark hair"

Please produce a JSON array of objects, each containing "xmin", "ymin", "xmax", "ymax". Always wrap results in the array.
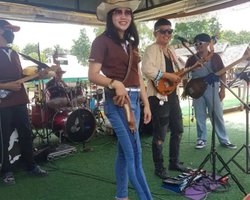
[{"xmin": 105, "ymin": 9, "xmax": 139, "ymax": 49}]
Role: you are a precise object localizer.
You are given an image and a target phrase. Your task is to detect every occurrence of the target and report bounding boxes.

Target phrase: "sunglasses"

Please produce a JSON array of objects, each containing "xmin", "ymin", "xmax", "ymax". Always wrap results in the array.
[
  {"xmin": 155, "ymin": 28, "xmax": 173, "ymax": 35},
  {"xmin": 113, "ymin": 9, "xmax": 132, "ymax": 16},
  {"xmin": 194, "ymin": 41, "xmax": 207, "ymax": 47}
]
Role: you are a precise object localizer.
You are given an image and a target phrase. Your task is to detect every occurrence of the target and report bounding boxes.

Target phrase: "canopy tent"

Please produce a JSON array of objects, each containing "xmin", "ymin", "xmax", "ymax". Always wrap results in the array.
[{"xmin": 0, "ymin": 0, "xmax": 248, "ymax": 25}]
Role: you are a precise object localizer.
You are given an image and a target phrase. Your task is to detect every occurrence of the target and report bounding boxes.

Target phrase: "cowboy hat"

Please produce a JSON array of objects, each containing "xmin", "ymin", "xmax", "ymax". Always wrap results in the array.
[
  {"xmin": 96, "ymin": 0, "xmax": 141, "ymax": 22},
  {"xmin": 56, "ymin": 67, "xmax": 66, "ymax": 74},
  {"xmin": 0, "ymin": 20, "xmax": 20, "ymax": 32}
]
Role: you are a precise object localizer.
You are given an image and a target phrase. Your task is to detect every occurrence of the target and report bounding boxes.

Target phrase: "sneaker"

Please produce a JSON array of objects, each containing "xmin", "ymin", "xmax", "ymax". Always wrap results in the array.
[
  {"xmin": 169, "ymin": 163, "xmax": 192, "ymax": 173},
  {"xmin": 2, "ymin": 172, "xmax": 15, "ymax": 186},
  {"xmin": 27, "ymin": 166, "xmax": 48, "ymax": 177},
  {"xmin": 155, "ymin": 168, "xmax": 172, "ymax": 179},
  {"xmin": 195, "ymin": 140, "xmax": 206, "ymax": 149},
  {"xmin": 221, "ymin": 142, "xmax": 237, "ymax": 150}
]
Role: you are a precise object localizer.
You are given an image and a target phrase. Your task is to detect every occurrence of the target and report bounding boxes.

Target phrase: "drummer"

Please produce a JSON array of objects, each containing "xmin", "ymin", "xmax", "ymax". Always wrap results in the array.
[{"xmin": 46, "ymin": 66, "xmax": 67, "ymax": 98}]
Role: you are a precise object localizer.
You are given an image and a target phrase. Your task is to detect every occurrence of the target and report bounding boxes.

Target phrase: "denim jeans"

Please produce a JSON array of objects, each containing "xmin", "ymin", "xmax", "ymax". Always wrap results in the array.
[
  {"xmin": 193, "ymin": 83, "xmax": 230, "ymax": 144},
  {"xmin": 104, "ymin": 88, "xmax": 153, "ymax": 200}
]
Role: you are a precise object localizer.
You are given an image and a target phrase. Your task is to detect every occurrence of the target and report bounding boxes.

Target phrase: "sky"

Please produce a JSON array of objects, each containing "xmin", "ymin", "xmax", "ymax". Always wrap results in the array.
[{"xmin": 6, "ymin": 2, "xmax": 250, "ymax": 51}]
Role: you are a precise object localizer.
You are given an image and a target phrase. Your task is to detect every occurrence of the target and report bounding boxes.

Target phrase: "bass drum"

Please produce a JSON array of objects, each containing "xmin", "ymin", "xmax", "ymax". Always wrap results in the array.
[{"xmin": 52, "ymin": 108, "xmax": 96, "ymax": 143}]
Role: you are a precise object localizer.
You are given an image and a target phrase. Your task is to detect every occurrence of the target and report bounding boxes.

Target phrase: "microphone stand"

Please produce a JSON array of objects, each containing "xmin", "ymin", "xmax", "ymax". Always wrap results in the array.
[
  {"xmin": 38, "ymin": 43, "xmax": 50, "ymax": 145},
  {"xmin": 180, "ymin": 41, "xmax": 247, "ymax": 196}
]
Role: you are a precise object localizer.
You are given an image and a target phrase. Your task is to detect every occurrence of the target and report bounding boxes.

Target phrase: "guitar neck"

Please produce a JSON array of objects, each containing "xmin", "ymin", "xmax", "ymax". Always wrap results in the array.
[
  {"xmin": 15, "ymin": 65, "xmax": 59, "ymax": 84},
  {"xmin": 17, "ymin": 73, "xmax": 40, "ymax": 83},
  {"xmin": 216, "ymin": 54, "xmax": 250, "ymax": 76},
  {"xmin": 180, "ymin": 63, "xmax": 199, "ymax": 78}
]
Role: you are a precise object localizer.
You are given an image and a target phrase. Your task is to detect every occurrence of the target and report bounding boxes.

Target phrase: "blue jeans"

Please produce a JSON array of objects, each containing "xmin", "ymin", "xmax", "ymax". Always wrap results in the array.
[
  {"xmin": 104, "ymin": 88, "xmax": 153, "ymax": 200},
  {"xmin": 193, "ymin": 83, "xmax": 230, "ymax": 144}
]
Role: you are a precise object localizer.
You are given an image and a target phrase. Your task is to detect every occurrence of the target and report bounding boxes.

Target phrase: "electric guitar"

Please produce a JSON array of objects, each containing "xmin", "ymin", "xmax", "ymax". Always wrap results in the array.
[
  {"xmin": 184, "ymin": 51, "xmax": 250, "ymax": 99},
  {"xmin": 154, "ymin": 62, "xmax": 200, "ymax": 95},
  {"xmin": 0, "ymin": 65, "xmax": 59, "ymax": 99}
]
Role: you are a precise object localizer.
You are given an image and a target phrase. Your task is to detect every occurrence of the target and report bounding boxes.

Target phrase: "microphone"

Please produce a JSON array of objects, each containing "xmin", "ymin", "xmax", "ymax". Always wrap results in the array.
[{"xmin": 174, "ymin": 35, "xmax": 189, "ymax": 43}]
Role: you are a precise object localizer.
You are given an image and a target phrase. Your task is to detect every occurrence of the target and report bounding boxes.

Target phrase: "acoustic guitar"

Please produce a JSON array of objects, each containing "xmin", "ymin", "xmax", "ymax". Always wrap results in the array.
[
  {"xmin": 0, "ymin": 65, "xmax": 59, "ymax": 99},
  {"xmin": 154, "ymin": 62, "xmax": 200, "ymax": 95},
  {"xmin": 184, "ymin": 51, "xmax": 250, "ymax": 99}
]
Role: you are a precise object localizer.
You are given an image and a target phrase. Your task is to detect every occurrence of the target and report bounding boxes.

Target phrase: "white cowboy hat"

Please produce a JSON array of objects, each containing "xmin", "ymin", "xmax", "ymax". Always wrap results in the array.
[{"xmin": 96, "ymin": 0, "xmax": 141, "ymax": 22}]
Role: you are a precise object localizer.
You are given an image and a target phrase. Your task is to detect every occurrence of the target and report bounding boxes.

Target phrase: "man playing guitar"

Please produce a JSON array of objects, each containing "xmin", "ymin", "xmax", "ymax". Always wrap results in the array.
[
  {"xmin": 142, "ymin": 18, "xmax": 191, "ymax": 180},
  {"xmin": 184, "ymin": 33, "xmax": 236, "ymax": 150},
  {"xmin": 0, "ymin": 20, "xmax": 48, "ymax": 186}
]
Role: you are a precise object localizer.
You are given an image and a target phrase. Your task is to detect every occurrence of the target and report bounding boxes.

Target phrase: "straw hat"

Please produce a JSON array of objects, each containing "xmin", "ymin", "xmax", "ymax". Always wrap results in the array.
[
  {"xmin": 96, "ymin": 0, "xmax": 141, "ymax": 22},
  {"xmin": 0, "ymin": 20, "xmax": 20, "ymax": 32}
]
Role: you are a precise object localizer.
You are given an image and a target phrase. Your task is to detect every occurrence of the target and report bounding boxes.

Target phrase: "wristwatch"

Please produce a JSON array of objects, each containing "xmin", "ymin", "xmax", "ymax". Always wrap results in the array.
[{"xmin": 108, "ymin": 79, "xmax": 115, "ymax": 89}]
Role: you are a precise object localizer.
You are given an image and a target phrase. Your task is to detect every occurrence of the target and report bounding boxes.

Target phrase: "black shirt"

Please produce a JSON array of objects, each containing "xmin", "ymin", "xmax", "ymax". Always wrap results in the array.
[{"xmin": 164, "ymin": 55, "xmax": 178, "ymax": 103}]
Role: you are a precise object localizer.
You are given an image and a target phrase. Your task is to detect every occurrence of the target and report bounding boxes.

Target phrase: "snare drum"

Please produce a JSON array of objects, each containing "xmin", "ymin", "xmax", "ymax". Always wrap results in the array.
[
  {"xmin": 52, "ymin": 108, "xmax": 96, "ymax": 143},
  {"xmin": 46, "ymin": 86, "xmax": 68, "ymax": 110}
]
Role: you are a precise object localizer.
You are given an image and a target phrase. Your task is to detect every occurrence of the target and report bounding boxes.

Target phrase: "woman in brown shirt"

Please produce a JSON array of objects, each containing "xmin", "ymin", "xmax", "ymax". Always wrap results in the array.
[{"xmin": 88, "ymin": 1, "xmax": 152, "ymax": 200}]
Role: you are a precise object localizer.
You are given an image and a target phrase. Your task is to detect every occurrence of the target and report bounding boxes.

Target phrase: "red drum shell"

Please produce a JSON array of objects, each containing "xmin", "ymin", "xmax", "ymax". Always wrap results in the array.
[
  {"xmin": 31, "ymin": 105, "xmax": 50, "ymax": 129},
  {"xmin": 52, "ymin": 108, "xmax": 96, "ymax": 143}
]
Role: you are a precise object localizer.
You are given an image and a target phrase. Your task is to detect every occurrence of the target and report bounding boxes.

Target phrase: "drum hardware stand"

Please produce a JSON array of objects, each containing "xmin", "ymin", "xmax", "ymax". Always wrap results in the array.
[
  {"xmin": 80, "ymin": 142, "xmax": 93, "ymax": 153},
  {"xmin": 180, "ymin": 40, "xmax": 247, "ymax": 196},
  {"xmin": 218, "ymin": 72, "xmax": 250, "ymax": 174},
  {"xmin": 94, "ymin": 90, "xmax": 106, "ymax": 135}
]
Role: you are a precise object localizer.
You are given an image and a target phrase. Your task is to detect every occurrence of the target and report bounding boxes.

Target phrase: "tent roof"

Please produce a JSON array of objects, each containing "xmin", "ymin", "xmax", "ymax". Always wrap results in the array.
[{"xmin": 0, "ymin": 0, "xmax": 249, "ymax": 25}]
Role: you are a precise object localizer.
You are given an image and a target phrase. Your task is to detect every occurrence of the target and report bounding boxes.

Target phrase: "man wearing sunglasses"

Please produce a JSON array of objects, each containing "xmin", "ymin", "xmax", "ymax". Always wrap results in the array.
[
  {"xmin": 141, "ymin": 18, "xmax": 191, "ymax": 180},
  {"xmin": 184, "ymin": 33, "xmax": 236, "ymax": 150}
]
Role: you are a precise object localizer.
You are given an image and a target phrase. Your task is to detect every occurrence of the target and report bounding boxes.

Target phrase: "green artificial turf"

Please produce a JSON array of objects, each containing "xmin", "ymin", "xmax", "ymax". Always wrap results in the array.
[{"xmin": 0, "ymin": 118, "xmax": 249, "ymax": 200}]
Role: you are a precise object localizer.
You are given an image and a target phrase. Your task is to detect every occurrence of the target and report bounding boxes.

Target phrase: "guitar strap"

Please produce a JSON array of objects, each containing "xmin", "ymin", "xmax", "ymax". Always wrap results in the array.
[{"xmin": 167, "ymin": 48, "xmax": 180, "ymax": 71}]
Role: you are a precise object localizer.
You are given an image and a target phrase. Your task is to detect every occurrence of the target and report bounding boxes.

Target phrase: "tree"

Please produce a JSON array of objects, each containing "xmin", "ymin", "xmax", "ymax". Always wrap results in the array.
[
  {"xmin": 219, "ymin": 30, "xmax": 250, "ymax": 45},
  {"xmin": 54, "ymin": 44, "xmax": 70, "ymax": 54},
  {"xmin": 28, "ymin": 52, "xmax": 47, "ymax": 63},
  {"xmin": 136, "ymin": 22, "xmax": 155, "ymax": 57},
  {"xmin": 71, "ymin": 29, "xmax": 91, "ymax": 66},
  {"xmin": 93, "ymin": 26, "xmax": 105, "ymax": 37},
  {"xmin": 10, "ymin": 44, "xmax": 20, "ymax": 52},
  {"xmin": 42, "ymin": 47, "xmax": 54, "ymax": 58},
  {"xmin": 22, "ymin": 43, "xmax": 38, "ymax": 56},
  {"xmin": 170, "ymin": 17, "xmax": 222, "ymax": 47}
]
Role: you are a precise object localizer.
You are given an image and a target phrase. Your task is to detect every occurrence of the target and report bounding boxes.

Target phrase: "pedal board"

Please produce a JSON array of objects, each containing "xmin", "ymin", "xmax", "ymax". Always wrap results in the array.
[
  {"xmin": 162, "ymin": 170, "xmax": 204, "ymax": 193},
  {"xmin": 47, "ymin": 144, "xmax": 77, "ymax": 161}
]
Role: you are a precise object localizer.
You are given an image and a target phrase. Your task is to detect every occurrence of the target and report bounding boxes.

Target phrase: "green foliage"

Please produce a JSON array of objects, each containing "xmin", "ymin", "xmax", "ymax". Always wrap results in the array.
[
  {"xmin": 93, "ymin": 26, "xmax": 105, "ymax": 37},
  {"xmin": 10, "ymin": 44, "xmax": 20, "ymax": 52},
  {"xmin": 170, "ymin": 17, "xmax": 220, "ymax": 46},
  {"xmin": 172, "ymin": 17, "xmax": 250, "ymax": 46},
  {"xmin": 28, "ymin": 52, "xmax": 47, "ymax": 63},
  {"xmin": 54, "ymin": 44, "xmax": 70, "ymax": 54},
  {"xmin": 136, "ymin": 22, "xmax": 155, "ymax": 57},
  {"xmin": 219, "ymin": 30, "xmax": 250, "ymax": 45},
  {"xmin": 42, "ymin": 47, "xmax": 54, "ymax": 58},
  {"xmin": 21, "ymin": 43, "xmax": 38, "ymax": 56},
  {"xmin": 70, "ymin": 28, "xmax": 91, "ymax": 66}
]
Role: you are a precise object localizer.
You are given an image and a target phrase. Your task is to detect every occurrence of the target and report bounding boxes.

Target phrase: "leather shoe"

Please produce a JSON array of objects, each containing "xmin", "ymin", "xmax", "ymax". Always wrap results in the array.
[
  {"xmin": 155, "ymin": 168, "xmax": 172, "ymax": 179},
  {"xmin": 168, "ymin": 163, "xmax": 192, "ymax": 173}
]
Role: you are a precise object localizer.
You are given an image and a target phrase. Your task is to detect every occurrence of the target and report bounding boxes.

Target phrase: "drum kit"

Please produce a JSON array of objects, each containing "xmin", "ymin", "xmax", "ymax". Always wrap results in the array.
[{"xmin": 29, "ymin": 81, "xmax": 103, "ymax": 144}]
